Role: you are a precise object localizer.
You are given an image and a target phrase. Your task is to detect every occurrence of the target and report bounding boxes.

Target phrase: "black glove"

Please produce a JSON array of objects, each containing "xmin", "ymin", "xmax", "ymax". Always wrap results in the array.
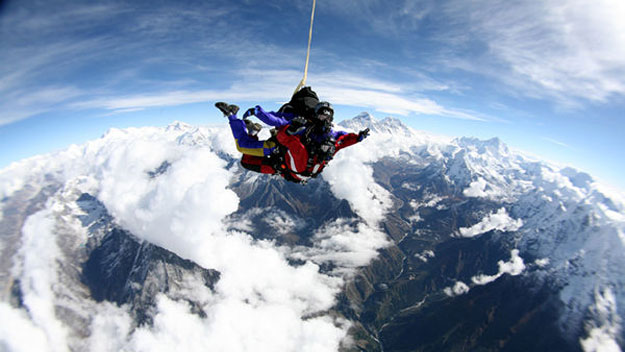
[
  {"xmin": 318, "ymin": 140, "xmax": 336, "ymax": 160},
  {"xmin": 286, "ymin": 117, "xmax": 307, "ymax": 135},
  {"xmin": 243, "ymin": 108, "xmax": 256, "ymax": 119},
  {"xmin": 358, "ymin": 128, "xmax": 370, "ymax": 141}
]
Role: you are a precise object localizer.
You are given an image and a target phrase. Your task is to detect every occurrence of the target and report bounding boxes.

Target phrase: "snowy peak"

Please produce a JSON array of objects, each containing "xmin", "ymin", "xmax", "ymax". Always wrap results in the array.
[
  {"xmin": 351, "ymin": 112, "xmax": 377, "ymax": 126},
  {"xmin": 455, "ymin": 136, "xmax": 510, "ymax": 158},
  {"xmin": 166, "ymin": 120, "xmax": 193, "ymax": 132},
  {"xmin": 339, "ymin": 112, "xmax": 412, "ymax": 136}
]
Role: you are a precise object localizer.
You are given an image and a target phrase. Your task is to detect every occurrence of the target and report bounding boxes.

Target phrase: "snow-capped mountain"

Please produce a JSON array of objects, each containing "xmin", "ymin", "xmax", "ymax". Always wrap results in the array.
[
  {"xmin": 339, "ymin": 112, "xmax": 414, "ymax": 137},
  {"xmin": 0, "ymin": 114, "xmax": 623, "ymax": 351}
]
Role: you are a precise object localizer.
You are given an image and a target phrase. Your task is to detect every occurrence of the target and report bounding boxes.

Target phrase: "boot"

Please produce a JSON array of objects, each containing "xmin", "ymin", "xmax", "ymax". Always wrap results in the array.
[{"xmin": 215, "ymin": 102, "xmax": 240, "ymax": 117}]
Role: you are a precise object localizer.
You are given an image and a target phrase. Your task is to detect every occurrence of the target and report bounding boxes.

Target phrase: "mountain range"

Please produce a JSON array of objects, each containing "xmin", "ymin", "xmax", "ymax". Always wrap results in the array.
[{"xmin": 0, "ymin": 113, "xmax": 623, "ymax": 351}]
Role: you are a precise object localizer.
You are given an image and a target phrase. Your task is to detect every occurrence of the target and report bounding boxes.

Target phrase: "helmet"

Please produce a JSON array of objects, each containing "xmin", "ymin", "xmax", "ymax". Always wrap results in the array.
[
  {"xmin": 314, "ymin": 101, "xmax": 334, "ymax": 118},
  {"xmin": 312, "ymin": 101, "xmax": 334, "ymax": 131}
]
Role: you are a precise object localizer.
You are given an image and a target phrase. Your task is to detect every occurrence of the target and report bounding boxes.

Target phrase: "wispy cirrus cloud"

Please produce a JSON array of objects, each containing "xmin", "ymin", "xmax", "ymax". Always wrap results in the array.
[
  {"xmin": 436, "ymin": 0, "xmax": 625, "ymax": 106},
  {"xmin": 69, "ymin": 67, "xmax": 488, "ymax": 122},
  {"xmin": 0, "ymin": 0, "xmax": 494, "ymax": 127},
  {"xmin": 543, "ymin": 137, "xmax": 574, "ymax": 150}
]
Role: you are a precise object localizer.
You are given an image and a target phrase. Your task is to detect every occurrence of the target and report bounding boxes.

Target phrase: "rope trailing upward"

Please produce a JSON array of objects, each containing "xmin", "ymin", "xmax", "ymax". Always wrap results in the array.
[{"xmin": 294, "ymin": 0, "xmax": 317, "ymax": 95}]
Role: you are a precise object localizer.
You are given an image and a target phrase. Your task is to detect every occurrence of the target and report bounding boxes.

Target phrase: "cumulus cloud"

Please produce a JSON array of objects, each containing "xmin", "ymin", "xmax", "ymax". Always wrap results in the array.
[
  {"xmin": 322, "ymin": 138, "xmax": 394, "ymax": 227},
  {"xmin": 13, "ymin": 208, "xmax": 70, "ymax": 350},
  {"xmin": 129, "ymin": 294, "xmax": 349, "ymax": 352},
  {"xmin": 535, "ymin": 258, "xmax": 550, "ymax": 268},
  {"xmin": 291, "ymin": 219, "xmax": 390, "ymax": 276},
  {"xmin": 262, "ymin": 209, "xmax": 305, "ymax": 236},
  {"xmin": 580, "ymin": 288, "xmax": 622, "ymax": 352},
  {"xmin": 0, "ymin": 115, "xmax": 463, "ymax": 351},
  {"xmin": 457, "ymin": 208, "xmax": 523, "ymax": 238},
  {"xmin": 444, "ymin": 281, "xmax": 470, "ymax": 297},
  {"xmin": 85, "ymin": 127, "xmax": 354, "ymax": 350},
  {"xmin": 463, "ymin": 178, "xmax": 504, "ymax": 198},
  {"xmin": 580, "ymin": 328, "xmax": 622, "ymax": 352},
  {"xmin": 0, "ymin": 302, "xmax": 49, "ymax": 352},
  {"xmin": 471, "ymin": 249, "xmax": 526, "ymax": 285},
  {"xmin": 415, "ymin": 249, "xmax": 435, "ymax": 263},
  {"xmin": 2, "ymin": 123, "xmax": 396, "ymax": 351},
  {"xmin": 87, "ymin": 303, "xmax": 133, "ymax": 352}
]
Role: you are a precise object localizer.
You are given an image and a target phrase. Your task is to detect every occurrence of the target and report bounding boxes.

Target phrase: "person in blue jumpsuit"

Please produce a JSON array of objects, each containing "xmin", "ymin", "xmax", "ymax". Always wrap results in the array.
[{"xmin": 216, "ymin": 101, "xmax": 369, "ymax": 183}]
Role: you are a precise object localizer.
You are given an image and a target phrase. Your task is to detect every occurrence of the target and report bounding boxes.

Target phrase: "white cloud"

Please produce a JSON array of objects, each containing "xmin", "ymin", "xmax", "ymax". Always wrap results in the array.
[
  {"xmin": 415, "ymin": 249, "xmax": 435, "ymax": 263},
  {"xmin": 264, "ymin": 212, "xmax": 301, "ymax": 235},
  {"xmin": 0, "ymin": 302, "xmax": 50, "ymax": 352},
  {"xmin": 87, "ymin": 128, "xmax": 353, "ymax": 349},
  {"xmin": 0, "ymin": 0, "xmax": 493, "ymax": 129},
  {"xmin": 535, "ymin": 258, "xmax": 550, "ymax": 268},
  {"xmin": 463, "ymin": 178, "xmax": 504, "ymax": 199},
  {"xmin": 291, "ymin": 219, "xmax": 390, "ymax": 276},
  {"xmin": 66, "ymin": 69, "xmax": 486, "ymax": 122},
  {"xmin": 13, "ymin": 208, "xmax": 70, "ymax": 351},
  {"xmin": 2, "ymin": 123, "xmax": 371, "ymax": 351},
  {"xmin": 321, "ymin": 0, "xmax": 435, "ymax": 36},
  {"xmin": 471, "ymin": 249, "xmax": 526, "ymax": 285},
  {"xmin": 580, "ymin": 328, "xmax": 622, "ymax": 352},
  {"xmin": 314, "ymin": 75, "xmax": 486, "ymax": 120},
  {"xmin": 543, "ymin": 137, "xmax": 574, "ymax": 150},
  {"xmin": 322, "ymin": 148, "xmax": 394, "ymax": 227},
  {"xmin": 444, "ymin": 281, "xmax": 470, "ymax": 297},
  {"xmin": 457, "ymin": 208, "xmax": 523, "ymax": 238},
  {"xmin": 128, "ymin": 295, "xmax": 349, "ymax": 352},
  {"xmin": 580, "ymin": 288, "xmax": 622, "ymax": 352},
  {"xmin": 87, "ymin": 303, "xmax": 133, "ymax": 352},
  {"xmin": 442, "ymin": 0, "xmax": 625, "ymax": 104}
]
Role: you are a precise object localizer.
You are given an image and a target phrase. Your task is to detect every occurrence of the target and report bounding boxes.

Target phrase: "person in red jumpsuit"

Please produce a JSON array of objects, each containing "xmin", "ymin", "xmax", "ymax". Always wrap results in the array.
[{"xmin": 216, "ymin": 101, "xmax": 369, "ymax": 184}]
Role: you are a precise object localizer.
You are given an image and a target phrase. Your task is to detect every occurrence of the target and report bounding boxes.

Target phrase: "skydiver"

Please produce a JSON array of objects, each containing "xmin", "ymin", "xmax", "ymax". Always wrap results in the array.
[
  {"xmin": 216, "ymin": 101, "xmax": 370, "ymax": 183},
  {"xmin": 215, "ymin": 102, "xmax": 288, "ymax": 179}
]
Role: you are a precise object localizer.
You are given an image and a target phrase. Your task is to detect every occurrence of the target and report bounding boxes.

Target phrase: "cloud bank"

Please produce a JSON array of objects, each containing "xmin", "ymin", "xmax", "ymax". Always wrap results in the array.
[
  {"xmin": 458, "ymin": 208, "xmax": 523, "ymax": 238},
  {"xmin": 0, "ymin": 122, "xmax": 404, "ymax": 351}
]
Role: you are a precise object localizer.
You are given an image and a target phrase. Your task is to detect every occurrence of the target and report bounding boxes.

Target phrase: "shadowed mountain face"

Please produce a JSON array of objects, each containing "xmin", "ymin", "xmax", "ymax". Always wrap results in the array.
[
  {"xmin": 228, "ymin": 176, "xmax": 357, "ymax": 246},
  {"xmin": 0, "ymin": 117, "xmax": 622, "ymax": 351},
  {"xmin": 79, "ymin": 193, "xmax": 221, "ymax": 326}
]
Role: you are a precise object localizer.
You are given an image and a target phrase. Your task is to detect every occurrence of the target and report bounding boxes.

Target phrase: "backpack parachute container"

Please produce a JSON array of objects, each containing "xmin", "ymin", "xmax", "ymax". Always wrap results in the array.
[
  {"xmin": 280, "ymin": 0, "xmax": 319, "ymax": 120},
  {"xmin": 279, "ymin": 86, "xmax": 320, "ymax": 120}
]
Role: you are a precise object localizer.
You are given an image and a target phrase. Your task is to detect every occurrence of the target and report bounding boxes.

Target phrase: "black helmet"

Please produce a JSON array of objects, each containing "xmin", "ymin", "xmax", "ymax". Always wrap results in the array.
[
  {"xmin": 314, "ymin": 101, "xmax": 334, "ymax": 118},
  {"xmin": 312, "ymin": 101, "xmax": 334, "ymax": 132}
]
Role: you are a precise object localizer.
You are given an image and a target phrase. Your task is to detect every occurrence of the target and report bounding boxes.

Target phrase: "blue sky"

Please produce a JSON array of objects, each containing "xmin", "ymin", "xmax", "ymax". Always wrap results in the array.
[{"xmin": 1, "ymin": 0, "xmax": 624, "ymax": 190}]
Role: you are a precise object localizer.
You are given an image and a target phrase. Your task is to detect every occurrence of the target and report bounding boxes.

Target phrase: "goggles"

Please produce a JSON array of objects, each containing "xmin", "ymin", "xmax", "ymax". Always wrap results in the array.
[{"xmin": 316, "ymin": 111, "xmax": 333, "ymax": 123}]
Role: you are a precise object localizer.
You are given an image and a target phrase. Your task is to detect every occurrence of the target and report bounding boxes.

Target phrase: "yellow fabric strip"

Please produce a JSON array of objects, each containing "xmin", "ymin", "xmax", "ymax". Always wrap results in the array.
[
  {"xmin": 263, "ymin": 140, "xmax": 277, "ymax": 149},
  {"xmin": 294, "ymin": 0, "xmax": 316, "ymax": 95},
  {"xmin": 235, "ymin": 139, "xmax": 276, "ymax": 157}
]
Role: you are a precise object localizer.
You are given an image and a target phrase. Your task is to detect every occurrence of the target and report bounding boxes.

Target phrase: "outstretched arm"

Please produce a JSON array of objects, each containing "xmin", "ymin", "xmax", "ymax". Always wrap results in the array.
[
  {"xmin": 252, "ymin": 106, "xmax": 290, "ymax": 127},
  {"xmin": 334, "ymin": 128, "xmax": 369, "ymax": 152}
]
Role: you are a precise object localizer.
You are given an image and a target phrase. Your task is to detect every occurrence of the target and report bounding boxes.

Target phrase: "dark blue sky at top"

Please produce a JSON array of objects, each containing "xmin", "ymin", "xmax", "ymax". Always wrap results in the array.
[{"xmin": 1, "ymin": 0, "xmax": 624, "ymax": 191}]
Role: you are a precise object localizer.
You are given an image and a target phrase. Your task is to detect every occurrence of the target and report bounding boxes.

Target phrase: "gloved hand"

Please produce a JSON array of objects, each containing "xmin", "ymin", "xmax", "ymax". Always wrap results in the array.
[
  {"xmin": 358, "ymin": 128, "xmax": 370, "ymax": 141},
  {"xmin": 243, "ymin": 107, "xmax": 256, "ymax": 119},
  {"xmin": 286, "ymin": 116, "xmax": 307, "ymax": 135},
  {"xmin": 319, "ymin": 140, "xmax": 336, "ymax": 160}
]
